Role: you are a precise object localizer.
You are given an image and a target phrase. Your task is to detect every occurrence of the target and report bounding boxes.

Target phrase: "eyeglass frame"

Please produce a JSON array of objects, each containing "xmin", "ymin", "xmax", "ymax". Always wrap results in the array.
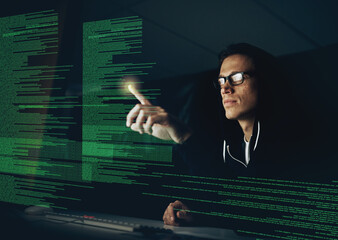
[{"xmin": 213, "ymin": 71, "xmax": 255, "ymax": 89}]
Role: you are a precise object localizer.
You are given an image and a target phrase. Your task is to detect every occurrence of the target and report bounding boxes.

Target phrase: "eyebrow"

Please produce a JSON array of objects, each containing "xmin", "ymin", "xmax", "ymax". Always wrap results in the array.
[
  {"xmin": 218, "ymin": 71, "xmax": 241, "ymax": 78},
  {"xmin": 218, "ymin": 70, "xmax": 256, "ymax": 78}
]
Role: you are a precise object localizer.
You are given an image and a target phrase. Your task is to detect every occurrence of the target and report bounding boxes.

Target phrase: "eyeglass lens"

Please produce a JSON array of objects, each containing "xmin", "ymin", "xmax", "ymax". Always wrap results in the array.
[{"xmin": 218, "ymin": 72, "xmax": 244, "ymax": 86}]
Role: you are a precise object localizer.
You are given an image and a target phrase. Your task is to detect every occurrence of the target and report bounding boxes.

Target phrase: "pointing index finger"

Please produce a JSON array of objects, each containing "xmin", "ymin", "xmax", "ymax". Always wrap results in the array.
[{"xmin": 128, "ymin": 85, "xmax": 151, "ymax": 105}]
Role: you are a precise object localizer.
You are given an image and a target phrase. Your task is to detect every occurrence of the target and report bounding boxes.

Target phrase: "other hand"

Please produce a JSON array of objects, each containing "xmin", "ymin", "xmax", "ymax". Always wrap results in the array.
[{"xmin": 162, "ymin": 200, "xmax": 193, "ymax": 226}]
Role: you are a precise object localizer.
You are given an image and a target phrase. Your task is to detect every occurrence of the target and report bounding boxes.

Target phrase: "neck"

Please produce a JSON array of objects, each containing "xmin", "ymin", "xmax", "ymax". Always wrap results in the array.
[{"xmin": 238, "ymin": 116, "xmax": 256, "ymax": 142}]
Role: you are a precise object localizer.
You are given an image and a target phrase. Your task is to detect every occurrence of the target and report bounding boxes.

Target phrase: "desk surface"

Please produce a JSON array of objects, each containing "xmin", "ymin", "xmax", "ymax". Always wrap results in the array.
[{"xmin": 14, "ymin": 209, "xmax": 256, "ymax": 240}]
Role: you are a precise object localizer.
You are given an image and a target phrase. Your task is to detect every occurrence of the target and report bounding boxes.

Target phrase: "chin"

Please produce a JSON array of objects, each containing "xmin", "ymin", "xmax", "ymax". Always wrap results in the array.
[{"xmin": 225, "ymin": 112, "xmax": 238, "ymax": 120}]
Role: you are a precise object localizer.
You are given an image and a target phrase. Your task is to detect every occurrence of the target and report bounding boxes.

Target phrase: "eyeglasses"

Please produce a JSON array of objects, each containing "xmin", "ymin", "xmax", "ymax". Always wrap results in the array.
[{"xmin": 214, "ymin": 71, "xmax": 254, "ymax": 89}]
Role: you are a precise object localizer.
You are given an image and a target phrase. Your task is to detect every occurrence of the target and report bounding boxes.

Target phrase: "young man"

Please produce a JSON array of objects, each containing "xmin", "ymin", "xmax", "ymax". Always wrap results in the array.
[
  {"xmin": 126, "ymin": 43, "xmax": 305, "ymax": 226},
  {"xmin": 126, "ymin": 43, "xmax": 286, "ymax": 175}
]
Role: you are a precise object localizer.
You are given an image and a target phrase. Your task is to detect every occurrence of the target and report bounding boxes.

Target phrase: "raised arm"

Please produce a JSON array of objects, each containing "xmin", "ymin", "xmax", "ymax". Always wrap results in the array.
[{"xmin": 126, "ymin": 85, "xmax": 192, "ymax": 144}]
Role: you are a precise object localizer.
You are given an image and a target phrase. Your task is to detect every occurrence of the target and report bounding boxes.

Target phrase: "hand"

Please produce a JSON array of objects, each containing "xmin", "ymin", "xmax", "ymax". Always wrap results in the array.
[
  {"xmin": 162, "ymin": 200, "xmax": 193, "ymax": 226},
  {"xmin": 126, "ymin": 85, "xmax": 192, "ymax": 144}
]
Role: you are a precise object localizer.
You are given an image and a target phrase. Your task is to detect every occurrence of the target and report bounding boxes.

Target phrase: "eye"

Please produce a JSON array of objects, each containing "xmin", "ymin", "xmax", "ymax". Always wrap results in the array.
[
  {"xmin": 218, "ymin": 77, "xmax": 225, "ymax": 85},
  {"xmin": 230, "ymin": 73, "xmax": 243, "ymax": 83}
]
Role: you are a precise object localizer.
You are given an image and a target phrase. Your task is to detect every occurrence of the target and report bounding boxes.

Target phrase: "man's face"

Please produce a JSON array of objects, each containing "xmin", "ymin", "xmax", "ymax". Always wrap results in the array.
[{"xmin": 219, "ymin": 54, "xmax": 258, "ymax": 120}]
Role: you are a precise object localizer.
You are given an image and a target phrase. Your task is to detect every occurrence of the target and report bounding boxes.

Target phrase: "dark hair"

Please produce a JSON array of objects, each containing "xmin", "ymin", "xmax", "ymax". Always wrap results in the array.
[{"xmin": 218, "ymin": 43, "xmax": 283, "ymax": 121}]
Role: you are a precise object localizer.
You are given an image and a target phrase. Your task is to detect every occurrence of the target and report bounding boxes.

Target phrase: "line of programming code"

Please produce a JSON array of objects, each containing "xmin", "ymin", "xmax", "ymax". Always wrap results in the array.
[
  {"xmin": 0, "ymin": 10, "xmax": 89, "ymax": 209},
  {"xmin": 82, "ymin": 16, "xmax": 173, "ymax": 184},
  {"xmin": 143, "ymin": 173, "xmax": 338, "ymax": 239}
]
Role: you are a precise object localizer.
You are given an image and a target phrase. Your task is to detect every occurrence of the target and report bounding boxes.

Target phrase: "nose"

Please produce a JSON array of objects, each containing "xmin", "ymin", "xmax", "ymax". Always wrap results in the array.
[{"xmin": 220, "ymin": 80, "xmax": 233, "ymax": 95}]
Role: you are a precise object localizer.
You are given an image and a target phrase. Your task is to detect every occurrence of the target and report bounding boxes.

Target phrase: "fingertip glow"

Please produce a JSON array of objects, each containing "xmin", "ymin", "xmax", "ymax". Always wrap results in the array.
[
  {"xmin": 128, "ymin": 84, "xmax": 134, "ymax": 93},
  {"xmin": 122, "ymin": 76, "xmax": 140, "ymax": 95}
]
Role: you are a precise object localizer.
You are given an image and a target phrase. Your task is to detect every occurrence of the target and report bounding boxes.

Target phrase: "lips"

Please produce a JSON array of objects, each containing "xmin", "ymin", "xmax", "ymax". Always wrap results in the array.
[{"xmin": 223, "ymin": 99, "xmax": 237, "ymax": 107}]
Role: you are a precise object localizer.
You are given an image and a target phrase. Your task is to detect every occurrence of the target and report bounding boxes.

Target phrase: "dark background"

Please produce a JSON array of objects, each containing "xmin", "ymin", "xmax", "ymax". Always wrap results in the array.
[{"xmin": 1, "ymin": 0, "xmax": 338, "ymax": 236}]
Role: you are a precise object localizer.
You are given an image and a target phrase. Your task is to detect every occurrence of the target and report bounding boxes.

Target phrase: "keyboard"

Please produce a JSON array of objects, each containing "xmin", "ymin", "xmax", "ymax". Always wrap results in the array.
[{"xmin": 45, "ymin": 211, "xmax": 173, "ymax": 234}]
